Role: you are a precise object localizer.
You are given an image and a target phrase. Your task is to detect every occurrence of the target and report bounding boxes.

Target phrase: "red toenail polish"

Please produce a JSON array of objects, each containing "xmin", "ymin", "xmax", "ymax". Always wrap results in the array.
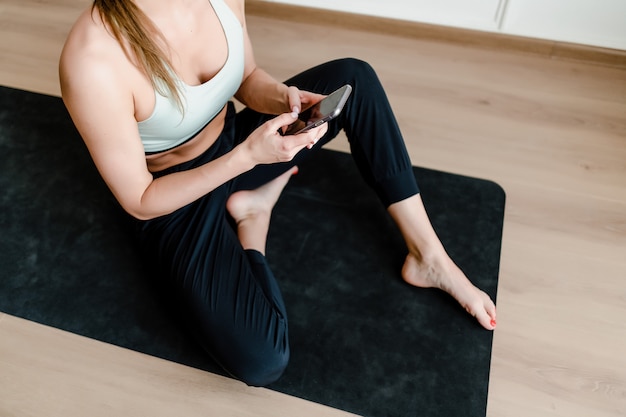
[{"xmin": 490, "ymin": 319, "xmax": 497, "ymax": 327}]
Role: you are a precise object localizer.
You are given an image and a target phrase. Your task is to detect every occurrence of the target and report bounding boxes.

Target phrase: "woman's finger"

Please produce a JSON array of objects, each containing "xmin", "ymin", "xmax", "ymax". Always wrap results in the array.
[{"xmin": 286, "ymin": 86, "xmax": 302, "ymax": 114}]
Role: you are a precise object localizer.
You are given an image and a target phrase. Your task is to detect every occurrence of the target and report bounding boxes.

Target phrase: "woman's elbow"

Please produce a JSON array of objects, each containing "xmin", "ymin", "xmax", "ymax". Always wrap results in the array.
[{"xmin": 118, "ymin": 199, "xmax": 162, "ymax": 221}]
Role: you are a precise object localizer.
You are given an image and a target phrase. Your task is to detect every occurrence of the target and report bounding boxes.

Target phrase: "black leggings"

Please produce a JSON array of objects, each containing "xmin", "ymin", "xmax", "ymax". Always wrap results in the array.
[{"xmin": 136, "ymin": 58, "xmax": 419, "ymax": 386}]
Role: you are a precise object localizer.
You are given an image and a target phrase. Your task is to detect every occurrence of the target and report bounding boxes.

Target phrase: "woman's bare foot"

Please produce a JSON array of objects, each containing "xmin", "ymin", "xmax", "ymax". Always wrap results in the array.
[
  {"xmin": 387, "ymin": 194, "xmax": 497, "ymax": 330},
  {"xmin": 226, "ymin": 167, "xmax": 298, "ymax": 253},
  {"xmin": 402, "ymin": 252, "xmax": 497, "ymax": 330}
]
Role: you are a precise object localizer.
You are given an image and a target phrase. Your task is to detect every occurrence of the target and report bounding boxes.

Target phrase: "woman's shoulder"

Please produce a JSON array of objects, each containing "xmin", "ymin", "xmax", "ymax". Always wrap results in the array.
[
  {"xmin": 59, "ymin": 7, "xmax": 134, "ymax": 96},
  {"xmin": 61, "ymin": 7, "xmax": 121, "ymax": 66}
]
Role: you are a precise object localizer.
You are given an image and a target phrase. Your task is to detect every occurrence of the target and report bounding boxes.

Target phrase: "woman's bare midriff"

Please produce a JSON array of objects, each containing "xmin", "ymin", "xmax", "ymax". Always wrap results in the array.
[{"xmin": 145, "ymin": 105, "xmax": 229, "ymax": 173}]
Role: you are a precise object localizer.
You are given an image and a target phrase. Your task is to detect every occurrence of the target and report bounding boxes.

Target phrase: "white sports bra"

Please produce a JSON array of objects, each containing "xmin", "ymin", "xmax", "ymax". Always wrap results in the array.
[{"xmin": 137, "ymin": 0, "xmax": 244, "ymax": 154}]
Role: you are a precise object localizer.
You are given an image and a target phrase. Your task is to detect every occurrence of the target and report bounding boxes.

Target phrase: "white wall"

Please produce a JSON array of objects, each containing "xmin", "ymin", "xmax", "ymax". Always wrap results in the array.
[{"xmin": 260, "ymin": 0, "xmax": 626, "ymax": 50}]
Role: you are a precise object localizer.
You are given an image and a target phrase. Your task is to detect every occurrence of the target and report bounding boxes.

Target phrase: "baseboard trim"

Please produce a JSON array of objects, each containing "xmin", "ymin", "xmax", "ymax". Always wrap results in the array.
[{"xmin": 246, "ymin": 0, "xmax": 626, "ymax": 69}]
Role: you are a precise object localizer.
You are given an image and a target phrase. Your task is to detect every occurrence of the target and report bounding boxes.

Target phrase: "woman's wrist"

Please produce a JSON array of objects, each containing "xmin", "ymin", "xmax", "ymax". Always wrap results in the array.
[{"xmin": 230, "ymin": 141, "xmax": 258, "ymax": 172}]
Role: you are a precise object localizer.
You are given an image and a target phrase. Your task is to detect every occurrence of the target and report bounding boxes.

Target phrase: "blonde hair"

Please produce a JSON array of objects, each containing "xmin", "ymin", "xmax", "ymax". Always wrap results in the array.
[{"xmin": 93, "ymin": 0, "xmax": 182, "ymax": 108}]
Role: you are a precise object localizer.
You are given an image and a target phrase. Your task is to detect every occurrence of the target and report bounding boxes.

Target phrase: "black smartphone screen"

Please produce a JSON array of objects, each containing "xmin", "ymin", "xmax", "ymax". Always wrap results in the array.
[{"xmin": 283, "ymin": 85, "xmax": 352, "ymax": 135}]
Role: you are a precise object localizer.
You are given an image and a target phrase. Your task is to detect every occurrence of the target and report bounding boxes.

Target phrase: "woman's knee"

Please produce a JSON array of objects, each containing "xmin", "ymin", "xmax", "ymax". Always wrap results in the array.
[
  {"xmin": 329, "ymin": 57, "xmax": 378, "ymax": 84},
  {"xmin": 234, "ymin": 347, "xmax": 290, "ymax": 387}
]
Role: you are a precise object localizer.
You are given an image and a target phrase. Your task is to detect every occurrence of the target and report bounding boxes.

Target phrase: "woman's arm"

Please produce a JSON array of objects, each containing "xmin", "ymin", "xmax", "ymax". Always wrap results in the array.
[{"xmin": 61, "ymin": 53, "xmax": 246, "ymax": 219}]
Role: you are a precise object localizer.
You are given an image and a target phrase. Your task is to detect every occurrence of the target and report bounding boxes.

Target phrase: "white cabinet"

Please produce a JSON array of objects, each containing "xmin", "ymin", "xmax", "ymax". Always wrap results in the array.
[
  {"xmin": 261, "ymin": 0, "xmax": 626, "ymax": 50},
  {"xmin": 501, "ymin": 0, "xmax": 626, "ymax": 50},
  {"xmin": 261, "ymin": 0, "xmax": 506, "ymax": 32}
]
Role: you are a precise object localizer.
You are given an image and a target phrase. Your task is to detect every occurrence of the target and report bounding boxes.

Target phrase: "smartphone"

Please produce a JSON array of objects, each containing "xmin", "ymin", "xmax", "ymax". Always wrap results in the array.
[{"xmin": 283, "ymin": 84, "xmax": 352, "ymax": 135}]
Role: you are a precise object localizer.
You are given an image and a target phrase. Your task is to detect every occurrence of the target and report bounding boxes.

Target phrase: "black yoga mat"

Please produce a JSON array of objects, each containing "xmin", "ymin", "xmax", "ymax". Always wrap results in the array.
[{"xmin": 0, "ymin": 86, "xmax": 505, "ymax": 417}]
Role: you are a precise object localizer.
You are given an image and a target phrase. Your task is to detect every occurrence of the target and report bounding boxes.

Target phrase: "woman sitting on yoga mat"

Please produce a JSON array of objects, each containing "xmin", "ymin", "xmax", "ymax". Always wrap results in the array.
[{"xmin": 59, "ymin": 0, "xmax": 497, "ymax": 386}]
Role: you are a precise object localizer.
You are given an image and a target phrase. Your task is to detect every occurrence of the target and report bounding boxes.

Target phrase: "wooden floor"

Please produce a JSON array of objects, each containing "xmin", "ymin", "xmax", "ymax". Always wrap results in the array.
[{"xmin": 1, "ymin": 0, "xmax": 625, "ymax": 416}]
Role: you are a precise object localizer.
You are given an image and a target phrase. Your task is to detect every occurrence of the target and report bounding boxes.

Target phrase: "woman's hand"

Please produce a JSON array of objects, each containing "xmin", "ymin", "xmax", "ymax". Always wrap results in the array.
[{"xmin": 241, "ymin": 111, "xmax": 328, "ymax": 165}]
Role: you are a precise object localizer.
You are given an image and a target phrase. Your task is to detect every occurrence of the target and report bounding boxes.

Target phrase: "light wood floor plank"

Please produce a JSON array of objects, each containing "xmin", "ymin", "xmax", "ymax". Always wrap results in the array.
[
  {"xmin": 1, "ymin": 1, "xmax": 625, "ymax": 416},
  {"xmin": 0, "ymin": 315, "xmax": 358, "ymax": 417}
]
